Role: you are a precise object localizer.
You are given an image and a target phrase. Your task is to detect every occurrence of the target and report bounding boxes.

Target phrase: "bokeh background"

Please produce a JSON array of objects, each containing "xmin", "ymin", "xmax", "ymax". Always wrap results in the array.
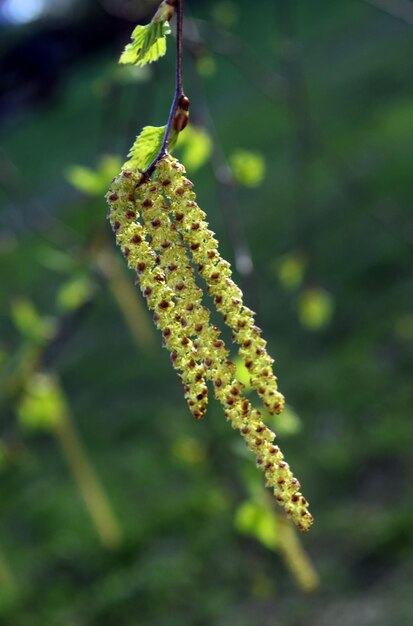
[{"xmin": 1, "ymin": 0, "xmax": 413, "ymax": 624}]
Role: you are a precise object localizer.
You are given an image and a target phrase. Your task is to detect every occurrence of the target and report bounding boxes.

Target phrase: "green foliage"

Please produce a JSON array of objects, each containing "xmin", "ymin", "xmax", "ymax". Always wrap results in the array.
[
  {"xmin": 298, "ymin": 287, "xmax": 334, "ymax": 331},
  {"xmin": 176, "ymin": 125, "xmax": 213, "ymax": 171},
  {"xmin": 276, "ymin": 252, "xmax": 306, "ymax": 291},
  {"xmin": 119, "ymin": 22, "xmax": 171, "ymax": 68},
  {"xmin": 56, "ymin": 275, "xmax": 95, "ymax": 312},
  {"xmin": 230, "ymin": 149, "xmax": 266, "ymax": 187},
  {"xmin": 235, "ymin": 499, "xmax": 279, "ymax": 551},
  {"xmin": 18, "ymin": 374, "xmax": 65, "ymax": 431},
  {"xmin": 211, "ymin": 1, "xmax": 239, "ymax": 28},
  {"xmin": 37, "ymin": 246, "xmax": 77, "ymax": 274},
  {"xmin": 10, "ymin": 299, "xmax": 55, "ymax": 344},
  {"xmin": 67, "ymin": 155, "xmax": 122, "ymax": 196},
  {"xmin": 126, "ymin": 124, "xmax": 211, "ymax": 172},
  {"xmin": 126, "ymin": 125, "xmax": 180, "ymax": 170},
  {"xmin": 268, "ymin": 404, "xmax": 301, "ymax": 437}
]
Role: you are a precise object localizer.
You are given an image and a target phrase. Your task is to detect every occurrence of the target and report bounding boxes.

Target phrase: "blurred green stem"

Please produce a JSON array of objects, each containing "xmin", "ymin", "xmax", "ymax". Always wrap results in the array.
[
  {"xmin": 97, "ymin": 247, "xmax": 155, "ymax": 352},
  {"xmin": 277, "ymin": 513, "xmax": 319, "ymax": 593},
  {"xmin": 53, "ymin": 396, "xmax": 123, "ymax": 550}
]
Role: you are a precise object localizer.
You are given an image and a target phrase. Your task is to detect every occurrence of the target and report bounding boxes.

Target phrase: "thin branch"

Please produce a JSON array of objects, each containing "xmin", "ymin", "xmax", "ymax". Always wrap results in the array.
[
  {"xmin": 143, "ymin": 0, "xmax": 189, "ymax": 179},
  {"xmin": 362, "ymin": 0, "xmax": 413, "ymax": 26}
]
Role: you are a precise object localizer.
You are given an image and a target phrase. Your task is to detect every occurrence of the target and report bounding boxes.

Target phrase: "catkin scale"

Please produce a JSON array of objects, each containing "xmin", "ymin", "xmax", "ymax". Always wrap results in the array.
[{"xmin": 106, "ymin": 158, "xmax": 313, "ymax": 531}]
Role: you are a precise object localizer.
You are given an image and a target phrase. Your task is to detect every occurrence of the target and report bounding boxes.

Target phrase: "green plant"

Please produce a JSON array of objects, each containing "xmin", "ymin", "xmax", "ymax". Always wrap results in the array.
[{"xmin": 106, "ymin": 0, "xmax": 313, "ymax": 532}]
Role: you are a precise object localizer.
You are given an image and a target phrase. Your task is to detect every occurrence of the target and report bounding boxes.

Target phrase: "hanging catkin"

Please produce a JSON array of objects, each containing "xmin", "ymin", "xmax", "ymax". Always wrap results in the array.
[{"xmin": 106, "ymin": 158, "xmax": 314, "ymax": 532}]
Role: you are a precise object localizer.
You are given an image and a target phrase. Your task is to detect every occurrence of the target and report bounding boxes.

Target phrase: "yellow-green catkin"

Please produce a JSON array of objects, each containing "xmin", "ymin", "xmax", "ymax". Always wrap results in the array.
[
  {"xmin": 135, "ymin": 177, "xmax": 209, "ymax": 419},
  {"xmin": 156, "ymin": 156, "xmax": 285, "ymax": 416},
  {"xmin": 135, "ymin": 167, "xmax": 243, "ymax": 410},
  {"xmin": 106, "ymin": 169, "xmax": 208, "ymax": 420},
  {"xmin": 106, "ymin": 160, "xmax": 314, "ymax": 531}
]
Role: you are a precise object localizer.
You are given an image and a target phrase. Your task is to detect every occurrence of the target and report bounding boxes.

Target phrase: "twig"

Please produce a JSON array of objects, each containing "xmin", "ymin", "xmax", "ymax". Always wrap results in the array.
[
  {"xmin": 362, "ymin": 0, "xmax": 413, "ymax": 26},
  {"xmin": 143, "ymin": 0, "xmax": 189, "ymax": 179},
  {"xmin": 53, "ymin": 391, "xmax": 123, "ymax": 549},
  {"xmin": 96, "ymin": 245, "xmax": 156, "ymax": 351}
]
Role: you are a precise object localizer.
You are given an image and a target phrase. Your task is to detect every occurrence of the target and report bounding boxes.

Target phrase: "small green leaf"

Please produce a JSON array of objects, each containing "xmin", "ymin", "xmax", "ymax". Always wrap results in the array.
[
  {"xmin": 10, "ymin": 299, "xmax": 55, "ymax": 344},
  {"xmin": 298, "ymin": 287, "xmax": 334, "ymax": 330},
  {"xmin": 66, "ymin": 166, "xmax": 102, "ymax": 195},
  {"xmin": 269, "ymin": 404, "xmax": 302, "ymax": 437},
  {"xmin": 276, "ymin": 253, "xmax": 306, "ymax": 290},
  {"xmin": 18, "ymin": 374, "xmax": 65, "ymax": 431},
  {"xmin": 56, "ymin": 275, "xmax": 94, "ymax": 312},
  {"xmin": 230, "ymin": 149, "xmax": 266, "ymax": 187},
  {"xmin": 126, "ymin": 125, "xmax": 167, "ymax": 169},
  {"xmin": 119, "ymin": 21, "xmax": 171, "ymax": 68},
  {"xmin": 37, "ymin": 246, "xmax": 76, "ymax": 273},
  {"xmin": 235, "ymin": 499, "xmax": 279, "ymax": 550},
  {"xmin": 176, "ymin": 125, "xmax": 213, "ymax": 171},
  {"xmin": 67, "ymin": 156, "xmax": 122, "ymax": 196}
]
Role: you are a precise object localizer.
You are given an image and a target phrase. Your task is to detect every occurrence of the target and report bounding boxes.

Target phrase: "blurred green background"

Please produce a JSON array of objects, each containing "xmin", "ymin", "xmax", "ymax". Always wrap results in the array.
[{"xmin": 1, "ymin": 0, "xmax": 413, "ymax": 624}]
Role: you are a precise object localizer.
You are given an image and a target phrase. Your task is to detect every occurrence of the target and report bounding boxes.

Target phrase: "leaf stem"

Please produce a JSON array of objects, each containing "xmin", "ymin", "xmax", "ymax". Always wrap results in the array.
[{"xmin": 143, "ymin": 0, "xmax": 188, "ymax": 180}]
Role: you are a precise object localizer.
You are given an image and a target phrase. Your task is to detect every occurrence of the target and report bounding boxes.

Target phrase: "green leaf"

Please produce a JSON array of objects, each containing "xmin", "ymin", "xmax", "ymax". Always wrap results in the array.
[
  {"xmin": 176, "ymin": 125, "xmax": 213, "ymax": 171},
  {"xmin": 298, "ymin": 287, "xmax": 334, "ymax": 331},
  {"xmin": 275, "ymin": 252, "xmax": 306, "ymax": 291},
  {"xmin": 230, "ymin": 149, "xmax": 266, "ymax": 187},
  {"xmin": 67, "ymin": 165, "xmax": 101, "ymax": 195},
  {"xmin": 37, "ymin": 245, "xmax": 77, "ymax": 274},
  {"xmin": 126, "ymin": 125, "xmax": 168, "ymax": 170},
  {"xmin": 235, "ymin": 499, "xmax": 279, "ymax": 551},
  {"xmin": 119, "ymin": 21, "xmax": 171, "ymax": 68},
  {"xmin": 56, "ymin": 275, "xmax": 94, "ymax": 312},
  {"xmin": 18, "ymin": 374, "xmax": 65, "ymax": 431},
  {"xmin": 10, "ymin": 299, "xmax": 55, "ymax": 344},
  {"xmin": 67, "ymin": 155, "xmax": 122, "ymax": 196},
  {"xmin": 269, "ymin": 404, "xmax": 302, "ymax": 437}
]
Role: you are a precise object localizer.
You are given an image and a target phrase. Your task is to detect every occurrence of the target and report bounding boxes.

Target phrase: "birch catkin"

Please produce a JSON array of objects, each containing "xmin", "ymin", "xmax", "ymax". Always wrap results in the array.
[
  {"xmin": 106, "ymin": 157, "xmax": 314, "ymax": 532},
  {"xmin": 156, "ymin": 157, "xmax": 285, "ymax": 415}
]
